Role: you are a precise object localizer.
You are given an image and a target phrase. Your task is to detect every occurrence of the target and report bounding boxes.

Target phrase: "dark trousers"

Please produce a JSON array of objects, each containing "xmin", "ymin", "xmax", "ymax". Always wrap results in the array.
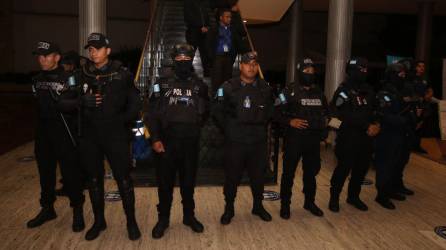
[
  {"xmin": 280, "ymin": 133, "xmax": 321, "ymax": 205},
  {"xmin": 223, "ymin": 141, "xmax": 267, "ymax": 205},
  {"xmin": 374, "ymin": 132, "xmax": 405, "ymax": 199},
  {"xmin": 330, "ymin": 133, "xmax": 372, "ymax": 200},
  {"xmin": 79, "ymin": 128, "xmax": 136, "ymax": 220},
  {"xmin": 391, "ymin": 133, "xmax": 412, "ymax": 190},
  {"xmin": 155, "ymin": 135, "xmax": 200, "ymax": 218},
  {"xmin": 211, "ymin": 54, "xmax": 234, "ymax": 94},
  {"xmin": 186, "ymin": 27, "xmax": 210, "ymax": 74},
  {"xmin": 34, "ymin": 120, "xmax": 84, "ymax": 207}
]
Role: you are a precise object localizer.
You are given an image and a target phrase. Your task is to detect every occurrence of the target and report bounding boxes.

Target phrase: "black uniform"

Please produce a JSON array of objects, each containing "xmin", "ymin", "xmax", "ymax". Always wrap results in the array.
[
  {"xmin": 277, "ymin": 84, "xmax": 328, "ymax": 208},
  {"xmin": 329, "ymin": 81, "xmax": 376, "ymax": 204},
  {"xmin": 32, "ymin": 67, "xmax": 84, "ymax": 209},
  {"xmin": 145, "ymin": 75, "xmax": 209, "ymax": 220},
  {"xmin": 79, "ymin": 60, "xmax": 142, "ymax": 239},
  {"xmin": 375, "ymin": 78, "xmax": 417, "ymax": 207},
  {"xmin": 213, "ymin": 77, "xmax": 273, "ymax": 206}
]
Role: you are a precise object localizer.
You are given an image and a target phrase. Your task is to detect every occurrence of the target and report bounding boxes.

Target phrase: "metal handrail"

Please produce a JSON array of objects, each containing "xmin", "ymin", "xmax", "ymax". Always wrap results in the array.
[
  {"xmin": 134, "ymin": 0, "xmax": 166, "ymax": 97},
  {"xmin": 239, "ymin": 10, "xmax": 265, "ymax": 80}
]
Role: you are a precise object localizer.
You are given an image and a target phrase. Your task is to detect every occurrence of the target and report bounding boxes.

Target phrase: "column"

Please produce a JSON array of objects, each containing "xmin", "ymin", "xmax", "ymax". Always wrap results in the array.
[
  {"xmin": 79, "ymin": 0, "xmax": 107, "ymax": 56},
  {"xmin": 324, "ymin": 0, "xmax": 354, "ymax": 100},
  {"xmin": 286, "ymin": 0, "xmax": 304, "ymax": 85},
  {"xmin": 415, "ymin": 1, "xmax": 434, "ymax": 66}
]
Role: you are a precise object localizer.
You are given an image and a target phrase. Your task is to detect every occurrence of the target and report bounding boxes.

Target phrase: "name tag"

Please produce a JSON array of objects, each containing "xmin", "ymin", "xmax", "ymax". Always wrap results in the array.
[{"xmin": 301, "ymin": 99, "xmax": 322, "ymax": 106}]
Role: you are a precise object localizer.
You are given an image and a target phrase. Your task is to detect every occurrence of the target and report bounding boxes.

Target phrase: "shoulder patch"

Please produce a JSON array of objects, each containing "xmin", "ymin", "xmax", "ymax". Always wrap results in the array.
[{"xmin": 335, "ymin": 97, "xmax": 344, "ymax": 107}]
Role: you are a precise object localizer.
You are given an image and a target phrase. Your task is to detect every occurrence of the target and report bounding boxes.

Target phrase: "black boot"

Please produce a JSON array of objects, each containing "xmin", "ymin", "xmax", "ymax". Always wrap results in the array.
[
  {"xmin": 183, "ymin": 216, "xmax": 204, "ymax": 233},
  {"xmin": 152, "ymin": 217, "xmax": 169, "ymax": 239},
  {"xmin": 252, "ymin": 201, "xmax": 272, "ymax": 222},
  {"xmin": 389, "ymin": 192, "xmax": 406, "ymax": 201},
  {"xmin": 27, "ymin": 205, "xmax": 57, "ymax": 228},
  {"xmin": 117, "ymin": 179, "xmax": 141, "ymax": 241},
  {"xmin": 280, "ymin": 203, "xmax": 291, "ymax": 220},
  {"xmin": 346, "ymin": 197, "xmax": 368, "ymax": 211},
  {"xmin": 375, "ymin": 195, "xmax": 396, "ymax": 210},
  {"xmin": 328, "ymin": 194, "xmax": 340, "ymax": 213},
  {"xmin": 85, "ymin": 179, "xmax": 107, "ymax": 241},
  {"xmin": 397, "ymin": 185, "xmax": 415, "ymax": 196},
  {"xmin": 304, "ymin": 201, "xmax": 324, "ymax": 217},
  {"xmin": 72, "ymin": 205, "xmax": 85, "ymax": 232},
  {"xmin": 220, "ymin": 202, "xmax": 235, "ymax": 225}
]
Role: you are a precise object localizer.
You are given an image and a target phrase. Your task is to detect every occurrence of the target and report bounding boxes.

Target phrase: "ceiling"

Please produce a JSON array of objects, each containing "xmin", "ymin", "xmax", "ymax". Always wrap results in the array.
[{"xmin": 239, "ymin": 0, "xmax": 446, "ymax": 24}]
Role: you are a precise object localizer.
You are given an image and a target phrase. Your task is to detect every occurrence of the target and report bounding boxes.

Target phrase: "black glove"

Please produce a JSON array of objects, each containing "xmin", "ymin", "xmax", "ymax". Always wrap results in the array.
[{"xmin": 81, "ymin": 94, "xmax": 97, "ymax": 108}]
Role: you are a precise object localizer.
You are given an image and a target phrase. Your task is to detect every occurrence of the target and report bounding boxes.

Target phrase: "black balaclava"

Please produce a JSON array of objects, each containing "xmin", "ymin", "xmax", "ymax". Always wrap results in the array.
[
  {"xmin": 386, "ymin": 63, "xmax": 406, "ymax": 91},
  {"xmin": 300, "ymin": 73, "xmax": 316, "ymax": 87},
  {"xmin": 298, "ymin": 58, "xmax": 316, "ymax": 87},
  {"xmin": 346, "ymin": 57, "xmax": 368, "ymax": 87},
  {"xmin": 174, "ymin": 60, "xmax": 193, "ymax": 80}
]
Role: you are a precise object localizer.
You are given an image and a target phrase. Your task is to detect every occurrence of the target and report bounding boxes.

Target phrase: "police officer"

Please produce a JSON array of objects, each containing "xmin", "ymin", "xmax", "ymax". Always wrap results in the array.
[
  {"xmin": 328, "ymin": 58, "xmax": 380, "ymax": 213},
  {"xmin": 27, "ymin": 41, "xmax": 85, "ymax": 232},
  {"xmin": 79, "ymin": 33, "xmax": 142, "ymax": 240},
  {"xmin": 145, "ymin": 43, "xmax": 209, "ymax": 239},
  {"xmin": 213, "ymin": 52, "xmax": 274, "ymax": 225},
  {"xmin": 277, "ymin": 58, "xmax": 328, "ymax": 219},
  {"xmin": 375, "ymin": 63, "xmax": 417, "ymax": 209}
]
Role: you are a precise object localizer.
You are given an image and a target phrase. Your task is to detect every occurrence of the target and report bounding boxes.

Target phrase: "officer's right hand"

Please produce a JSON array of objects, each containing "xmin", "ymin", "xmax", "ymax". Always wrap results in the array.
[
  {"xmin": 152, "ymin": 141, "xmax": 165, "ymax": 153},
  {"xmin": 289, "ymin": 118, "xmax": 308, "ymax": 129},
  {"xmin": 367, "ymin": 124, "xmax": 380, "ymax": 137},
  {"xmin": 81, "ymin": 93, "xmax": 102, "ymax": 107}
]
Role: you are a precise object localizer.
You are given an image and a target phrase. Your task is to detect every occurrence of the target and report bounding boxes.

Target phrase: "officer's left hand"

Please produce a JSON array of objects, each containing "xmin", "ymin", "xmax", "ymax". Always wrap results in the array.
[
  {"xmin": 201, "ymin": 27, "xmax": 209, "ymax": 33},
  {"xmin": 152, "ymin": 141, "xmax": 165, "ymax": 153},
  {"xmin": 367, "ymin": 124, "xmax": 380, "ymax": 137}
]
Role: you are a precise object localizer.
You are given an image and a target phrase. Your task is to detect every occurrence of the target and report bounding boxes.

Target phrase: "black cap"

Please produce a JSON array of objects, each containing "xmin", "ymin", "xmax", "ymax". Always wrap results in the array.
[
  {"xmin": 32, "ymin": 41, "xmax": 60, "ymax": 56},
  {"xmin": 84, "ymin": 33, "xmax": 110, "ymax": 49},
  {"xmin": 297, "ymin": 58, "xmax": 314, "ymax": 72},
  {"xmin": 240, "ymin": 51, "xmax": 258, "ymax": 64},
  {"xmin": 171, "ymin": 43, "xmax": 195, "ymax": 59},
  {"xmin": 348, "ymin": 57, "xmax": 368, "ymax": 68}
]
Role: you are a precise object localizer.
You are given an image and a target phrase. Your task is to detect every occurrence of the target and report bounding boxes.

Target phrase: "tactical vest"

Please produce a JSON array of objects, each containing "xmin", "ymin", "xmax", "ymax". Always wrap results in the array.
[
  {"xmin": 290, "ymin": 87, "xmax": 326, "ymax": 130},
  {"xmin": 228, "ymin": 79, "xmax": 270, "ymax": 125},
  {"xmin": 156, "ymin": 77, "xmax": 203, "ymax": 125}
]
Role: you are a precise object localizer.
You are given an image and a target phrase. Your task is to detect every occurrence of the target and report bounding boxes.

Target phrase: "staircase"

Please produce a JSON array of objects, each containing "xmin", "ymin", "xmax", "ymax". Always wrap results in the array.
[{"xmin": 132, "ymin": 0, "xmax": 277, "ymax": 187}]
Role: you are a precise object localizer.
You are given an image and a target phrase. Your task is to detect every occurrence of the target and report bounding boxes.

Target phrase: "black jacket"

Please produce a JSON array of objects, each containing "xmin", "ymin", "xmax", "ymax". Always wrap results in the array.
[
  {"xmin": 145, "ymin": 75, "xmax": 209, "ymax": 142},
  {"xmin": 32, "ymin": 67, "xmax": 79, "ymax": 121},
  {"xmin": 79, "ymin": 60, "xmax": 142, "ymax": 137},
  {"xmin": 212, "ymin": 77, "xmax": 273, "ymax": 144},
  {"xmin": 376, "ymin": 81, "xmax": 418, "ymax": 135},
  {"xmin": 331, "ymin": 80, "xmax": 377, "ymax": 138},
  {"xmin": 275, "ymin": 84, "xmax": 329, "ymax": 139}
]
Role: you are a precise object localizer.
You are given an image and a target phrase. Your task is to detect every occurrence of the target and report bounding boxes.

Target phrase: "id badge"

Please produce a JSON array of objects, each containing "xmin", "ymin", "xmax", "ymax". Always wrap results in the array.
[{"xmin": 223, "ymin": 44, "xmax": 229, "ymax": 52}]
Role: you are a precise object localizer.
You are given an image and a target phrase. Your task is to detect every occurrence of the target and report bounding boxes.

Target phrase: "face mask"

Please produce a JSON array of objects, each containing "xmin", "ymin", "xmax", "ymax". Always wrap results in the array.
[
  {"xmin": 389, "ymin": 71, "xmax": 405, "ymax": 90},
  {"xmin": 349, "ymin": 69, "xmax": 367, "ymax": 85},
  {"xmin": 301, "ymin": 73, "xmax": 316, "ymax": 86},
  {"xmin": 174, "ymin": 60, "xmax": 193, "ymax": 79}
]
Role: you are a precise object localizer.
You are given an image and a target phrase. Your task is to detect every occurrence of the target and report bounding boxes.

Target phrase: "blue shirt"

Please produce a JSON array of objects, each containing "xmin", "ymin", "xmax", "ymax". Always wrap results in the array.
[{"xmin": 216, "ymin": 24, "xmax": 232, "ymax": 54}]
